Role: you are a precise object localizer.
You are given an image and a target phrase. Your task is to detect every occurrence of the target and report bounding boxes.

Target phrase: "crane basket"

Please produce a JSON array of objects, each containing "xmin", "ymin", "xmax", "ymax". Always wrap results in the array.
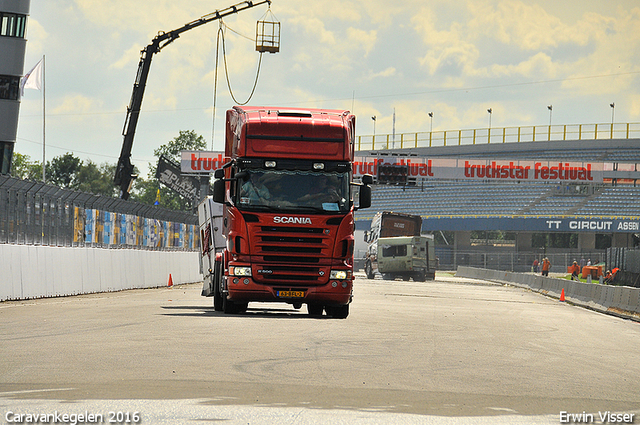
[{"xmin": 256, "ymin": 8, "xmax": 280, "ymax": 53}]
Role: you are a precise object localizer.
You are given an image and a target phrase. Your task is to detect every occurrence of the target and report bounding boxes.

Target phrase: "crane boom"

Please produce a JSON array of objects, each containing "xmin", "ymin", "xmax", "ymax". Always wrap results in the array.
[{"xmin": 114, "ymin": 0, "xmax": 271, "ymax": 200}]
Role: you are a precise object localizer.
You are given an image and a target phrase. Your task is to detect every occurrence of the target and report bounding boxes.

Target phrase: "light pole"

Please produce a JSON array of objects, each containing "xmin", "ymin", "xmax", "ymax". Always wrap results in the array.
[
  {"xmin": 548, "ymin": 105, "xmax": 553, "ymax": 140},
  {"xmin": 487, "ymin": 108, "xmax": 492, "ymax": 143},
  {"xmin": 610, "ymin": 102, "xmax": 615, "ymax": 124},
  {"xmin": 610, "ymin": 103, "xmax": 615, "ymax": 138},
  {"xmin": 428, "ymin": 112, "xmax": 433, "ymax": 133},
  {"xmin": 371, "ymin": 116, "xmax": 376, "ymax": 146}
]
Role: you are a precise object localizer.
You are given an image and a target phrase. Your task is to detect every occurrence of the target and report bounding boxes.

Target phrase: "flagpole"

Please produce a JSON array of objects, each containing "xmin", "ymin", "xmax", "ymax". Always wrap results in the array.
[{"xmin": 42, "ymin": 54, "xmax": 46, "ymax": 182}]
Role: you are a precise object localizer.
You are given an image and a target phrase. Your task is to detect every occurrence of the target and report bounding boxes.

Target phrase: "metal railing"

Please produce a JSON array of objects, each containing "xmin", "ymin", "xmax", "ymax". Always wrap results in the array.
[
  {"xmin": 434, "ymin": 248, "xmax": 606, "ymax": 274},
  {"xmin": 357, "ymin": 122, "xmax": 640, "ymax": 151},
  {"xmin": 0, "ymin": 175, "xmax": 198, "ymax": 250}
]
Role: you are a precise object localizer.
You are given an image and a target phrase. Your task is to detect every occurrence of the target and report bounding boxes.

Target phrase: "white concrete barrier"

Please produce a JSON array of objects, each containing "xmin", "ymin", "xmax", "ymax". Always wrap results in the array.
[
  {"xmin": 456, "ymin": 266, "xmax": 640, "ymax": 322},
  {"xmin": 0, "ymin": 245, "xmax": 201, "ymax": 301}
]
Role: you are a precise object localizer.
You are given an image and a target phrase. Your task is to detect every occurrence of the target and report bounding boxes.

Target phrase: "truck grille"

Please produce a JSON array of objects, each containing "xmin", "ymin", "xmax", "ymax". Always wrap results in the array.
[{"xmin": 249, "ymin": 224, "xmax": 334, "ymax": 285}]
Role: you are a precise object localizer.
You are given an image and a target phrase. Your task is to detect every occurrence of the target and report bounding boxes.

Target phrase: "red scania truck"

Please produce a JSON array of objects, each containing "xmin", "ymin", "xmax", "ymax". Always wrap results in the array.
[{"xmin": 201, "ymin": 106, "xmax": 372, "ymax": 318}]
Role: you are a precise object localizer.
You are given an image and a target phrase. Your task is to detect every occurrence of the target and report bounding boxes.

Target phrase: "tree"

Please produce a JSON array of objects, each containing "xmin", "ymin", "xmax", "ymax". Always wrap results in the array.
[
  {"xmin": 47, "ymin": 152, "xmax": 81, "ymax": 188},
  {"xmin": 76, "ymin": 161, "xmax": 118, "ymax": 197},
  {"xmin": 153, "ymin": 130, "xmax": 206, "ymax": 164},
  {"xmin": 10, "ymin": 152, "xmax": 42, "ymax": 180}
]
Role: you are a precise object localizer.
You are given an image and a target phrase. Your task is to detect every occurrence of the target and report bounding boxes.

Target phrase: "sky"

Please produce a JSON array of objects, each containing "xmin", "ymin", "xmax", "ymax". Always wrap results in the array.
[{"xmin": 15, "ymin": 0, "xmax": 640, "ymax": 178}]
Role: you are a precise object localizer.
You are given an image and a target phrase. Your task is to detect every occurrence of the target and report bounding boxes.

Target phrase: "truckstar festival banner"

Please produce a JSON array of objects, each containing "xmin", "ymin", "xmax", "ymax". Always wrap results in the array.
[
  {"xmin": 353, "ymin": 157, "xmax": 605, "ymax": 183},
  {"xmin": 181, "ymin": 151, "xmax": 225, "ymax": 174},
  {"xmin": 181, "ymin": 151, "xmax": 605, "ymax": 183}
]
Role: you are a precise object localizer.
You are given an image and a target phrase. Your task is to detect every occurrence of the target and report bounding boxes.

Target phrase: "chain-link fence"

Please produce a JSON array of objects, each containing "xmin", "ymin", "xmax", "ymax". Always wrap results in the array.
[
  {"xmin": 606, "ymin": 247, "xmax": 640, "ymax": 287},
  {"xmin": 435, "ymin": 247, "xmax": 606, "ymax": 274},
  {"xmin": 607, "ymin": 247, "xmax": 640, "ymax": 273},
  {"xmin": 0, "ymin": 175, "xmax": 198, "ymax": 250}
]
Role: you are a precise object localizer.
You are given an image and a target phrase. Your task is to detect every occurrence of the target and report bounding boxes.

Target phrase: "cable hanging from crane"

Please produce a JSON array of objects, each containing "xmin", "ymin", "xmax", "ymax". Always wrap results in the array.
[
  {"xmin": 210, "ymin": 4, "xmax": 279, "ymax": 150},
  {"xmin": 219, "ymin": 23, "xmax": 264, "ymax": 105},
  {"xmin": 211, "ymin": 21, "xmax": 265, "ymax": 149}
]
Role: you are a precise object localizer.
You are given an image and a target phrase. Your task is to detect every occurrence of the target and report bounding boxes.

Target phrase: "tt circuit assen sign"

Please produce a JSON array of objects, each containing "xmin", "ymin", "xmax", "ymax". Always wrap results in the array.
[
  {"xmin": 545, "ymin": 219, "xmax": 640, "ymax": 232},
  {"xmin": 420, "ymin": 217, "xmax": 640, "ymax": 233},
  {"xmin": 354, "ymin": 157, "xmax": 605, "ymax": 183}
]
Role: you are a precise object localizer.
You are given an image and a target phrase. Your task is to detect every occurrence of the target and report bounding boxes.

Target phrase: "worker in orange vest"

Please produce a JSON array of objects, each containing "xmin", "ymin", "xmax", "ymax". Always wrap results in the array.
[
  {"xmin": 569, "ymin": 260, "xmax": 580, "ymax": 281},
  {"xmin": 541, "ymin": 257, "xmax": 551, "ymax": 277}
]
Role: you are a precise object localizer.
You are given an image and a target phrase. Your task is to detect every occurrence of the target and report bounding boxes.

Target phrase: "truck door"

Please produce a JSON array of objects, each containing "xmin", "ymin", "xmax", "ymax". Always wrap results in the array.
[{"xmin": 199, "ymin": 198, "xmax": 224, "ymax": 296}]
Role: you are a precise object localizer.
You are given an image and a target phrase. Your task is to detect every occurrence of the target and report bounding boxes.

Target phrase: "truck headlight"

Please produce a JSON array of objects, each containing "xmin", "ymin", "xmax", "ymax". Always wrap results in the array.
[
  {"xmin": 330, "ymin": 270, "xmax": 349, "ymax": 280},
  {"xmin": 230, "ymin": 266, "xmax": 252, "ymax": 277}
]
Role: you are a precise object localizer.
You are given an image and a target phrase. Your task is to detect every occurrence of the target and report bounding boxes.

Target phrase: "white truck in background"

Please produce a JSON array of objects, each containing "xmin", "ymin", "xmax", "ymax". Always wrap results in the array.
[{"xmin": 364, "ymin": 211, "xmax": 436, "ymax": 281}]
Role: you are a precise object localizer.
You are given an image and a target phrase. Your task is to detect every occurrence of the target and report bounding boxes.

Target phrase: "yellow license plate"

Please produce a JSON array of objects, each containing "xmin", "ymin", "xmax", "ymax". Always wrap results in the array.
[{"xmin": 277, "ymin": 290, "xmax": 305, "ymax": 298}]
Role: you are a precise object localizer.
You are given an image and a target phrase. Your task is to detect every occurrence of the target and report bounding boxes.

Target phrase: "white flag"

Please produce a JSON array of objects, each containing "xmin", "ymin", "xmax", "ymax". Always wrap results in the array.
[{"xmin": 20, "ymin": 58, "xmax": 43, "ymax": 96}]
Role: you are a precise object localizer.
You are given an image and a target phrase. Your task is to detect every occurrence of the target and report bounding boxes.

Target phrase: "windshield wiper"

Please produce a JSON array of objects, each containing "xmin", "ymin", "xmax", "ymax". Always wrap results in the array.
[
  {"xmin": 279, "ymin": 206, "xmax": 328, "ymax": 213},
  {"xmin": 239, "ymin": 204, "xmax": 271, "ymax": 211}
]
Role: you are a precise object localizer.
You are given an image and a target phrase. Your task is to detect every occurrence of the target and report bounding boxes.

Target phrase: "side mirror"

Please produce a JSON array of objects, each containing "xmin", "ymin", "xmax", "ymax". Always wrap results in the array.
[
  {"xmin": 212, "ymin": 179, "xmax": 225, "ymax": 204},
  {"xmin": 358, "ymin": 184, "xmax": 371, "ymax": 209},
  {"xmin": 214, "ymin": 169, "xmax": 225, "ymax": 180},
  {"xmin": 354, "ymin": 174, "xmax": 372, "ymax": 210}
]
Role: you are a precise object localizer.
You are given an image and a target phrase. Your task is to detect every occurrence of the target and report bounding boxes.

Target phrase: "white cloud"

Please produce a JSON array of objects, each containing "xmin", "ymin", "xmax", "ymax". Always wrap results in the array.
[
  {"xmin": 24, "ymin": 19, "xmax": 48, "ymax": 55},
  {"xmin": 466, "ymin": 0, "xmax": 587, "ymax": 51},
  {"xmin": 52, "ymin": 94, "xmax": 104, "ymax": 118},
  {"xmin": 346, "ymin": 27, "xmax": 377, "ymax": 56},
  {"xmin": 490, "ymin": 52, "xmax": 557, "ymax": 79},
  {"xmin": 411, "ymin": 8, "xmax": 479, "ymax": 77},
  {"xmin": 109, "ymin": 44, "xmax": 141, "ymax": 70},
  {"xmin": 366, "ymin": 67, "xmax": 397, "ymax": 80}
]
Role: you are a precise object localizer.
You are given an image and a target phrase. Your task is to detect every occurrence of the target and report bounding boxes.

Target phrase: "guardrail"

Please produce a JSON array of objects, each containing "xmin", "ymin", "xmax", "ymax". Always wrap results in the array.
[
  {"xmin": 0, "ymin": 175, "xmax": 198, "ymax": 250},
  {"xmin": 456, "ymin": 266, "xmax": 640, "ymax": 322},
  {"xmin": 357, "ymin": 122, "xmax": 640, "ymax": 151}
]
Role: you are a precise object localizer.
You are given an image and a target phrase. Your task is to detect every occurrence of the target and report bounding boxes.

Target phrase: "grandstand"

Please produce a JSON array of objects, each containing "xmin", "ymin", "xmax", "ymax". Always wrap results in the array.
[
  {"xmin": 354, "ymin": 135, "xmax": 640, "ymax": 272},
  {"xmin": 359, "ymin": 182, "xmax": 640, "ymax": 219}
]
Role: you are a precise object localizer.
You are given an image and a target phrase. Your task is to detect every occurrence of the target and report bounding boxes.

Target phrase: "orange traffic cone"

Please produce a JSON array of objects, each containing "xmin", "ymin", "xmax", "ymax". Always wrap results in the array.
[
  {"xmin": 168, "ymin": 274, "xmax": 174, "ymax": 288},
  {"xmin": 559, "ymin": 288, "xmax": 565, "ymax": 302}
]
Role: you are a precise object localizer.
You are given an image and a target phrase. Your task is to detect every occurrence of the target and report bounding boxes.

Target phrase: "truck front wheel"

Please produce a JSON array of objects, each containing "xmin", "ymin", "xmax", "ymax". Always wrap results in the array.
[
  {"xmin": 213, "ymin": 261, "xmax": 223, "ymax": 311},
  {"xmin": 307, "ymin": 304, "xmax": 324, "ymax": 316},
  {"xmin": 223, "ymin": 297, "xmax": 247, "ymax": 314},
  {"xmin": 326, "ymin": 304, "xmax": 349, "ymax": 319}
]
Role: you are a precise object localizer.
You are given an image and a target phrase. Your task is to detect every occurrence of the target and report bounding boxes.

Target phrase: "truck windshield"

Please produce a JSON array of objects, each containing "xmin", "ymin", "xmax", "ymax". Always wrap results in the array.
[{"xmin": 236, "ymin": 169, "xmax": 350, "ymax": 213}]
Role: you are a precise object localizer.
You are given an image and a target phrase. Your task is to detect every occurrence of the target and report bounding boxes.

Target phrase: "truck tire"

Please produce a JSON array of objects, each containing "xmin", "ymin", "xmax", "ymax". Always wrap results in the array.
[
  {"xmin": 222, "ymin": 296, "xmax": 236, "ymax": 314},
  {"xmin": 213, "ymin": 261, "xmax": 223, "ymax": 311},
  {"xmin": 326, "ymin": 304, "xmax": 349, "ymax": 319},
  {"xmin": 223, "ymin": 297, "xmax": 246, "ymax": 314},
  {"xmin": 307, "ymin": 304, "xmax": 323, "ymax": 316},
  {"xmin": 365, "ymin": 260, "xmax": 375, "ymax": 279}
]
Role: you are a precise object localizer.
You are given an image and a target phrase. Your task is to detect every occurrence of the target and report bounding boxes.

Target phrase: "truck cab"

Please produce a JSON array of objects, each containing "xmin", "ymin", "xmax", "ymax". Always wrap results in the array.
[{"xmin": 202, "ymin": 107, "xmax": 372, "ymax": 318}]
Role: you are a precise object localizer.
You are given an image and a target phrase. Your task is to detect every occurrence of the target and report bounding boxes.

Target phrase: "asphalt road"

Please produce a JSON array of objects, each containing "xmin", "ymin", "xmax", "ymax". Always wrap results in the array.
[{"xmin": 1, "ymin": 272, "xmax": 639, "ymax": 424}]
